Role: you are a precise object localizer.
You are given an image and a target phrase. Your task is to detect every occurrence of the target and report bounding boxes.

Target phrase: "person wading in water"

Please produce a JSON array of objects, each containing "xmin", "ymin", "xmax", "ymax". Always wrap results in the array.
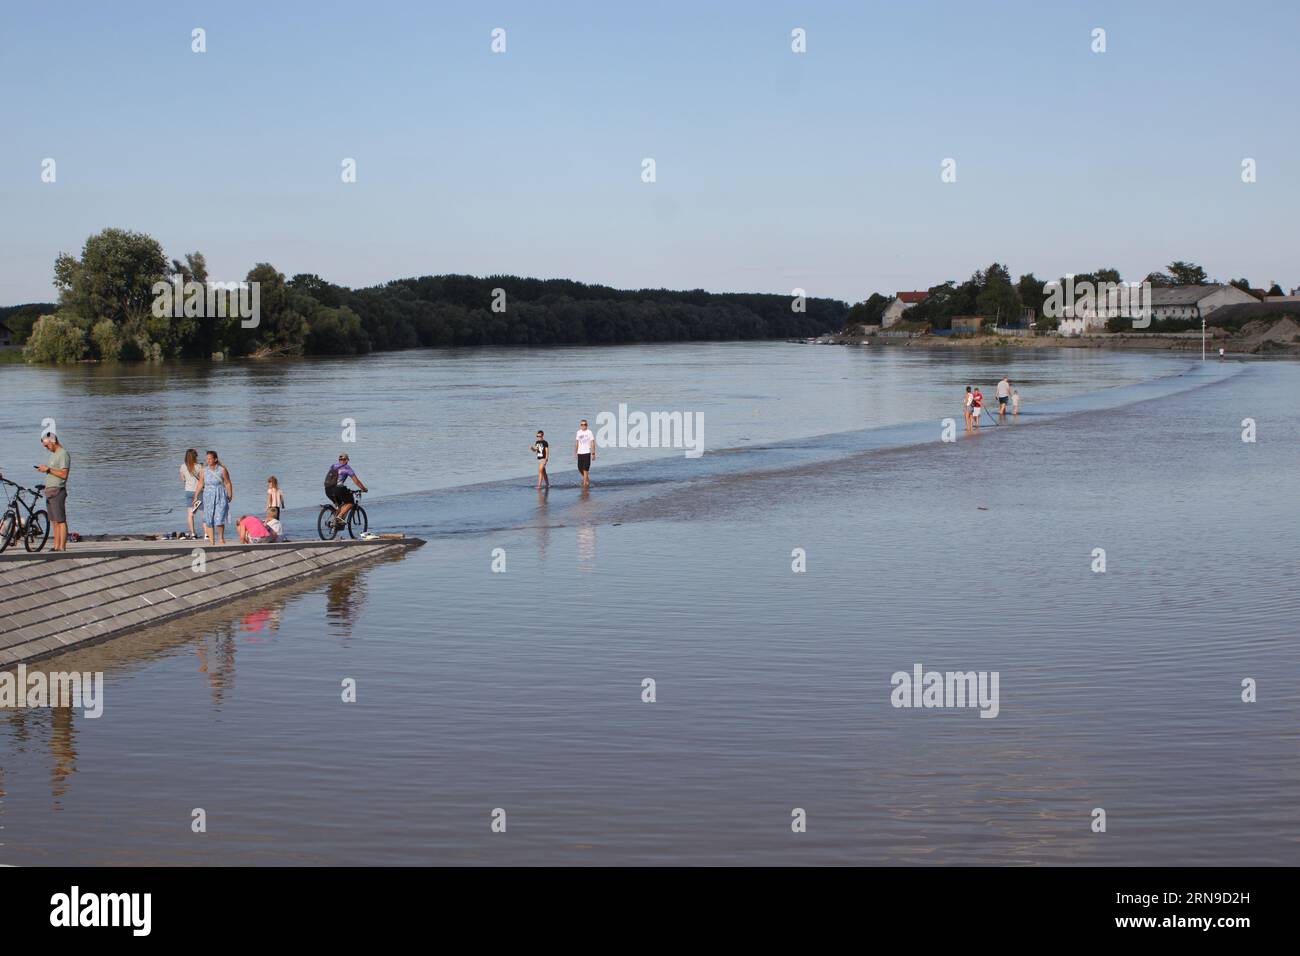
[{"xmin": 574, "ymin": 419, "xmax": 596, "ymax": 489}]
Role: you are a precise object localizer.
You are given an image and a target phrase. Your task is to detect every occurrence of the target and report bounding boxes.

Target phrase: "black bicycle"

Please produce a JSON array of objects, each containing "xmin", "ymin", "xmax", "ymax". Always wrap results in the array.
[
  {"xmin": 0, "ymin": 476, "xmax": 51, "ymax": 554},
  {"xmin": 317, "ymin": 491, "xmax": 368, "ymax": 540}
]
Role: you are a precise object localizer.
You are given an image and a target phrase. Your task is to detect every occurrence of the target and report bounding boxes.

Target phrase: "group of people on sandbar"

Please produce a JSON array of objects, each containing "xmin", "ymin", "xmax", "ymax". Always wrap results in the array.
[{"xmin": 963, "ymin": 375, "xmax": 1020, "ymax": 432}]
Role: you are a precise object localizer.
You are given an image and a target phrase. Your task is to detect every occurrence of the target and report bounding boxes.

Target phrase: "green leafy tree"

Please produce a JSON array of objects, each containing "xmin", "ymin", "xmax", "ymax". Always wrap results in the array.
[
  {"xmin": 1167, "ymin": 261, "xmax": 1208, "ymax": 285},
  {"xmin": 54, "ymin": 228, "xmax": 168, "ymax": 327},
  {"xmin": 24, "ymin": 314, "xmax": 87, "ymax": 363},
  {"xmin": 982, "ymin": 262, "xmax": 1013, "ymax": 286},
  {"xmin": 976, "ymin": 262, "xmax": 1022, "ymax": 325},
  {"xmin": 90, "ymin": 319, "xmax": 123, "ymax": 360},
  {"xmin": 168, "ymin": 251, "xmax": 209, "ymax": 355},
  {"xmin": 846, "ymin": 292, "xmax": 891, "ymax": 329},
  {"xmin": 306, "ymin": 305, "xmax": 368, "ymax": 354},
  {"xmin": 170, "ymin": 251, "xmax": 208, "ymax": 285},
  {"xmin": 289, "ymin": 273, "xmax": 342, "ymax": 307},
  {"xmin": 243, "ymin": 263, "xmax": 307, "ymax": 353},
  {"xmin": 1017, "ymin": 273, "xmax": 1047, "ymax": 317}
]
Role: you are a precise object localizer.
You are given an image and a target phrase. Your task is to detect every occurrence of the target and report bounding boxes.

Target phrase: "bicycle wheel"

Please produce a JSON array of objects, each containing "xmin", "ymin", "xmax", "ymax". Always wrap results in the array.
[
  {"xmin": 0, "ymin": 509, "xmax": 15, "ymax": 554},
  {"xmin": 346, "ymin": 505, "xmax": 368, "ymax": 539},
  {"xmin": 24, "ymin": 510, "xmax": 50, "ymax": 552},
  {"xmin": 318, "ymin": 506, "xmax": 339, "ymax": 540}
]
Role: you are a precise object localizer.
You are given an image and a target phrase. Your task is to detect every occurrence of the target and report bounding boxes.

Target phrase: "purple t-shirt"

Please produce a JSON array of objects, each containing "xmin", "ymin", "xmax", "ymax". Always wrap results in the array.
[{"xmin": 332, "ymin": 462, "xmax": 356, "ymax": 482}]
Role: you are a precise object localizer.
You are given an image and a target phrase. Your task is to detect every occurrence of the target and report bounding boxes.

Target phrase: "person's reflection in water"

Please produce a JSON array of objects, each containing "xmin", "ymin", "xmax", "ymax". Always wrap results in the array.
[
  {"xmin": 534, "ymin": 486, "xmax": 550, "ymax": 560},
  {"xmin": 575, "ymin": 486, "xmax": 596, "ymax": 573},
  {"xmin": 240, "ymin": 605, "xmax": 283, "ymax": 642},
  {"xmin": 0, "ymin": 703, "xmax": 79, "ymax": 804},
  {"xmin": 194, "ymin": 623, "xmax": 237, "ymax": 707},
  {"xmin": 3, "ymin": 706, "xmax": 34, "ymax": 747},
  {"xmin": 325, "ymin": 569, "xmax": 366, "ymax": 634},
  {"xmin": 49, "ymin": 702, "xmax": 77, "ymax": 802}
]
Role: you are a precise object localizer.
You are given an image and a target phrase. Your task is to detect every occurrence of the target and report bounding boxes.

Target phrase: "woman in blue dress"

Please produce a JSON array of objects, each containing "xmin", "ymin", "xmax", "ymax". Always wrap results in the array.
[{"xmin": 193, "ymin": 449, "xmax": 234, "ymax": 544}]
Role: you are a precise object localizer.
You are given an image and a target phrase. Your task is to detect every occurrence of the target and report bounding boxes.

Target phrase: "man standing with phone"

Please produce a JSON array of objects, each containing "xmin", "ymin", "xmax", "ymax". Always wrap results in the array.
[{"xmin": 36, "ymin": 432, "xmax": 71, "ymax": 551}]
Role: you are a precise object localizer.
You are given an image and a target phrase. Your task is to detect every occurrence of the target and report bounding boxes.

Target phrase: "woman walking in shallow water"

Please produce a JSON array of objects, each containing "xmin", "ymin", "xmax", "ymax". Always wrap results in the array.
[{"xmin": 194, "ymin": 450, "xmax": 234, "ymax": 544}]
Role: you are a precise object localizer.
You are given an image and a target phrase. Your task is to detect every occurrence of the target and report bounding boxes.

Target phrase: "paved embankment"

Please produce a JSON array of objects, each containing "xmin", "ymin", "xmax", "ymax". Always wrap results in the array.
[{"xmin": 0, "ymin": 537, "xmax": 422, "ymax": 667}]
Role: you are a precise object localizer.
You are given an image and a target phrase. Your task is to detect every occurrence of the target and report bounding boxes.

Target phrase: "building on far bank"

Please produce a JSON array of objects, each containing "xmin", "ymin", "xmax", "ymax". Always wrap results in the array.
[
  {"xmin": 881, "ymin": 291, "xmax": 929, "ymax": 328},
  {"xmin": 950, "ymin": 315, "xmax": 981, "ymax": 335},
  {"xmin": 1058, "ymin": 283, "xmax": 1257, "ymax": 335},
  {"xmin": 1149, "ymin": 284, "xmax": 1256, "ymax": 322},
  {"xmin": 1057, "ymin": 313, "xmax": 1108, "ymax": 336}
]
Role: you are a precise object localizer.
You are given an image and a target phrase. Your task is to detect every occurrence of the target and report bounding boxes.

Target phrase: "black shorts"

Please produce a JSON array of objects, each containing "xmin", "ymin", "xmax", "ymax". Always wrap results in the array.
[
  {"xmin": 998, "ymin": 395, "xmax": 1009, "ymax": 408},
  {"xmin": 325, "ymin": 485, "xmax": 354, "ymax": 507},
  {"xmin": 577, "ymin": 453, "xmax": 592, "ymax": 473}
]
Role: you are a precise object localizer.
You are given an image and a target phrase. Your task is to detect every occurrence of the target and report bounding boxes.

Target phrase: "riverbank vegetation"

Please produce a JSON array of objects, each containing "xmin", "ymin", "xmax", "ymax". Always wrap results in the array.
[
  {"xmin": 13, "ymin": 228, "xmax": 848, "ymax": 363},
  {"xmin": 847, "ymin": 260, "xmax": 1282, "ymax": 335},
  {"xmin": 847, "ymin": 263, "xmax": 1040, "ymax": 331}
]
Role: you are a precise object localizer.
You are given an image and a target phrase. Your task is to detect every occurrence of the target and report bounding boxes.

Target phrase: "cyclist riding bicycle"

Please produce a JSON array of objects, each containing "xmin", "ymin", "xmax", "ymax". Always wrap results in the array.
[{"xmin": 324, "ymin": 453, "xmax": 368, "ymax": 526}]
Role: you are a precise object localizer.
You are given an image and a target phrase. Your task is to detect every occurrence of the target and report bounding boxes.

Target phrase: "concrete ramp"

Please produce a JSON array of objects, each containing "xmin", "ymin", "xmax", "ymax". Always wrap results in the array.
[{"xmin": 0, "ymin": 537, "xmax": 422, "ymax": 668}]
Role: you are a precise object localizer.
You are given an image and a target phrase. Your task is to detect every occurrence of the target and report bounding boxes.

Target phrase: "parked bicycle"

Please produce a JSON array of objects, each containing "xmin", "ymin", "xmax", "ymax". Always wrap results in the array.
[
  {"xmin": 0, "ymin": 476, "xmax": 51, "ymax": 554},
  {"xmin": 317, "ymin": 490, "xmax": 368, "ymax": 540}
]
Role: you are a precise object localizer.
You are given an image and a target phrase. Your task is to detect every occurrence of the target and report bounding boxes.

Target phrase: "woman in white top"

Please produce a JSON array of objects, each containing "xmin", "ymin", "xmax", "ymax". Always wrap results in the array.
[{"xmin": 180, "ymin": 448, "xmax": 201, "ymax": 538}]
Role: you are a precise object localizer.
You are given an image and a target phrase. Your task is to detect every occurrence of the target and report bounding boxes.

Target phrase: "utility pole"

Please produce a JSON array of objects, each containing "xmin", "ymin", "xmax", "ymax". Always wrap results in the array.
[{"xmin": 1200, "ymin": 308, "xmax": 1206, "ymax": 361}]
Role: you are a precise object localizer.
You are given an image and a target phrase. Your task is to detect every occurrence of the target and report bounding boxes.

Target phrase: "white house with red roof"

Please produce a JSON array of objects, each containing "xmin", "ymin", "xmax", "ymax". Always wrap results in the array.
[{"xmin": 882, "ymin": 291, "xmax": 929, "ymax": 328}]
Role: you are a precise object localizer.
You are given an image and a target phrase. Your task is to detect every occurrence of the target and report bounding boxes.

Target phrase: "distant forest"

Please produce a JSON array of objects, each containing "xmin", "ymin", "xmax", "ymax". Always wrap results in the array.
[{"xmin": 9, "ymin": 228, "xmax": 848, "ymax": 363}]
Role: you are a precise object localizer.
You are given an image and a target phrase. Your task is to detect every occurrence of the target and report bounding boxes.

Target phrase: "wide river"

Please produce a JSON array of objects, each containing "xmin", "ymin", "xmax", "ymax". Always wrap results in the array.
[{"xmin": 1, "ymin": 342, "xmax": 1296, "ymax": 865}]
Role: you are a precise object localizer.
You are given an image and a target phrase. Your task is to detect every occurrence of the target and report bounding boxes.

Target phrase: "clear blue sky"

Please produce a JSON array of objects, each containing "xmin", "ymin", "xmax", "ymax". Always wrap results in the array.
[{"xmin": 2, "ymin": 0, "xmax": 1296, "ymax": 305}]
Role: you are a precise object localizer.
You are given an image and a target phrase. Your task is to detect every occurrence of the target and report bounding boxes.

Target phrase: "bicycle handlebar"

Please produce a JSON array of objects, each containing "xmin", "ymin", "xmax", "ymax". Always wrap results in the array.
[{"xmin": 1, "ymin": 476, "xmax": 42, "ymax": 495}]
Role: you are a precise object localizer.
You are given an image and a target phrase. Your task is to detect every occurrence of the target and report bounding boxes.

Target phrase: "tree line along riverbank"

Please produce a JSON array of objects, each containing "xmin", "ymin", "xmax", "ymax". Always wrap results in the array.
[{"xmin": 2, "ymin": 229, "xmax": 847, "ymax": 364}]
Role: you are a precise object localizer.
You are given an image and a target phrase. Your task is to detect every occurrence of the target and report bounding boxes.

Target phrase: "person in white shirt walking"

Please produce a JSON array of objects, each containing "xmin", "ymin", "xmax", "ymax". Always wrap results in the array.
[
  {"xmin": 996, "ymin": 375, "xmax": 1013, "ymax": 422},
  {"xmin": 574, "ymin": 419, "xmax": 596, "ymax": 488}
]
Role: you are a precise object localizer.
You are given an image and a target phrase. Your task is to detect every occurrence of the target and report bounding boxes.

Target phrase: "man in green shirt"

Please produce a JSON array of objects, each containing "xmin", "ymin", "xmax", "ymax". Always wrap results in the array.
[{"xmin": 37, "ymin": 433, "xmax": 70, "ymax": 551}]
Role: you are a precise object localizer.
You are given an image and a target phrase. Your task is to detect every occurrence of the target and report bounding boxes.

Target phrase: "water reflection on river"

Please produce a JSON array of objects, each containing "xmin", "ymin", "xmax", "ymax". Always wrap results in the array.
[{"xmin": 1, "ymin": 345, "xmax": 1296, "ymax": 865}]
